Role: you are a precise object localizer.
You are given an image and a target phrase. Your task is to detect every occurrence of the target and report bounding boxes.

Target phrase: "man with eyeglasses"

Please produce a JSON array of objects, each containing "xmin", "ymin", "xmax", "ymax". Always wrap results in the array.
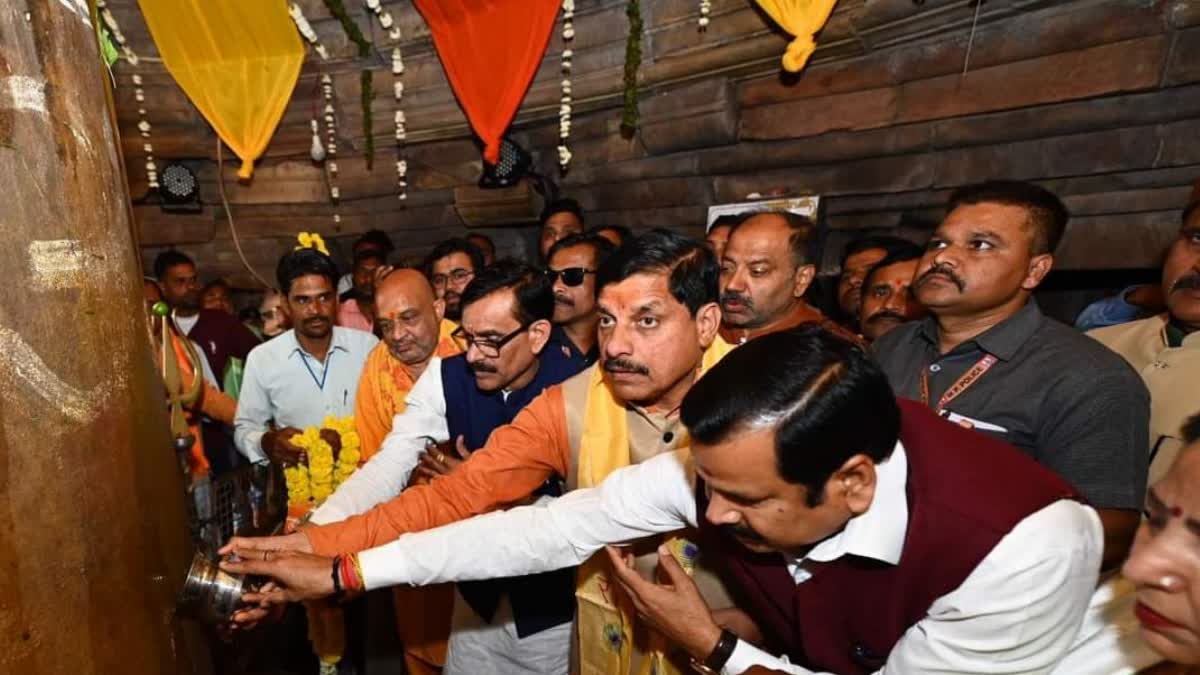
[
  {"xmin": 225, "ymin": 230, "xmax": 738, "ymax": 675},
  {"xmin": 544, "ymin": 233, "xmax": 617, "ymax": 369},
  {"xmin": 423, "ymin": 238, "xmax": 486, "ymax": 322},
  {"xmin": 289, "ymin": 260, "xmax": 585, "ymax": 675}
]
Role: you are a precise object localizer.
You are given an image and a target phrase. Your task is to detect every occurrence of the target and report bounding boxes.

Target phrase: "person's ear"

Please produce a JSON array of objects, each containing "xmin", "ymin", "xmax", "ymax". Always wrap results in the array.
[
  {"xmin": 527, "ymin": 319, "xmax": 552, "ymax": 355},
  {"xmin": 792, "ymin": 264, "xmax": 816, "ymax": 299},
  {"xmin": 1022, "ymin": 253, "xmax": 1054, "ymax": 291},
  {"xmin": 695, "ymin": 301, "xmax": 721, "ymax": 348},
  {"xmin": 827, "ymin": 454, "xmax": 878, "ymax": 516},
  {"xmin": 433, "ymin": 298, "xmax": 446, "ymax": 323}
]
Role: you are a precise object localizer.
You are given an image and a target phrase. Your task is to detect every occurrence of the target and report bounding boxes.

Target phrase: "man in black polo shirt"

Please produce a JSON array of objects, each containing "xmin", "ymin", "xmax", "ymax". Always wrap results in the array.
[{"xmin": 872, "ymin": 180, "xmax": 1149, "ymax": 572}]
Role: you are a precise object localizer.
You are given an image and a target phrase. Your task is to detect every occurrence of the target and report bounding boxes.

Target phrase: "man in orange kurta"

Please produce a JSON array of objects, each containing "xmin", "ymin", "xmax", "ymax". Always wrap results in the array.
[{"xmin": 348, "ymin": 269, "xmax": 461, "ymax": 674}]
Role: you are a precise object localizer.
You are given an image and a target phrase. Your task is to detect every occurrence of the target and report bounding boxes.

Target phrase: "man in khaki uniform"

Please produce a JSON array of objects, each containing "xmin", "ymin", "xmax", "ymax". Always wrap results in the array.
[
  {"xmin": 1090, "ymin": 201, "xmax": 1200, "ymax": 484},
  {"xmin": 225, "ymin": 230, "xmax": 737, "ymax": 675}
]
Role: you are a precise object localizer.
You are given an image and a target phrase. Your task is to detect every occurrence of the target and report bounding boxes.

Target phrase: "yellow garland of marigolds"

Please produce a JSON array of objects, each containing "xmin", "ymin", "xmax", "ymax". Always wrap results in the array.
[{"xmin": 285, "ymin": 415, "xmax": 361, "ymax": 510}]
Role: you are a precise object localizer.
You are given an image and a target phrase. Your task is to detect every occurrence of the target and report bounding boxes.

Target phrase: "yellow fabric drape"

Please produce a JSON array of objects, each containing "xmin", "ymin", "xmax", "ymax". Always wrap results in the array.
[
  {"xmin": 137, "ymin": 0, "xmax": 304, "ymax": 179},
  {"xmin": 754, "ymin": 0, "xmax": 839, "ymax": 72},
  {"xmin": 575, "ymin": 337, "xmax": 736, "ymax": 675}
]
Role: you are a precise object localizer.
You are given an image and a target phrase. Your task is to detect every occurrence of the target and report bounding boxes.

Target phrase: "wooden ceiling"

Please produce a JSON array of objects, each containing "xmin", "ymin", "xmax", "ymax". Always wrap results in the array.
[{"xmin": 105, "ymin": 0, "xmax": 1200, "ymax": 286}]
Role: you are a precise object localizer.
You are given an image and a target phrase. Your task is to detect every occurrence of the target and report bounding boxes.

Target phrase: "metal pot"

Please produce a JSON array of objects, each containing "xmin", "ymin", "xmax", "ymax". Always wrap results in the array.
[{"xmin": 177, "ymin": 552, "xmax": 247, "ymax": 624}]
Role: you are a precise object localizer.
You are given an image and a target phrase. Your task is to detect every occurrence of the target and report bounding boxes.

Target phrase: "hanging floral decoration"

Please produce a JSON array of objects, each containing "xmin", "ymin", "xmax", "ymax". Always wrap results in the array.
[
  {"xmin": 321, "ymin": 0, "xmax": 375, "ymax": 169},
  {"xmin": 289, "ymin": 3, "xmax": 330, "ymax": 60},
  {"xmin": 96, "ymin": 1, "xmax": 159, "ymax": 190},
  {"xmin": 699, "ymin": 0, "xmax": 712, "ymax": 29},
  {"xmin": 557, "ymin": 0, "xmax": 575, "ymax": 171},
  {"xmin": 320, "ymin": 74, "xmax": 343, "ymax": 226},
  {"xmin": 622, "ymin": 0, "xmax": 643, "ymax": 135}
]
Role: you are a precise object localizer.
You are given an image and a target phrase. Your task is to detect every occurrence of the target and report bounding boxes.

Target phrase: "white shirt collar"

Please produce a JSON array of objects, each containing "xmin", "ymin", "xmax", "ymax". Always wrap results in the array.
[
  {"xmin": 284, "ymin": 326, "xmax": 351, "ymax": 360},
  {"xmin": 796, "ymin": 442, "xmax": 909, "ymax": 568}
]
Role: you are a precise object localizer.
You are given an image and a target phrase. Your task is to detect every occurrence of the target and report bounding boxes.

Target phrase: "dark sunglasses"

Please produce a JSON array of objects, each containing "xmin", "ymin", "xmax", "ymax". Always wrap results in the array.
[{"xmin": 544, "ymin": 267, "xmax": 596, "ymax": 287}]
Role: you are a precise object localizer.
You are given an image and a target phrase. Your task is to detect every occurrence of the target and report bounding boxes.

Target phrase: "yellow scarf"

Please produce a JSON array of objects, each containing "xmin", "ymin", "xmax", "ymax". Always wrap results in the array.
[{"xmin": 575, "ymin": 336, "xmax": 735, "ymax": 675}]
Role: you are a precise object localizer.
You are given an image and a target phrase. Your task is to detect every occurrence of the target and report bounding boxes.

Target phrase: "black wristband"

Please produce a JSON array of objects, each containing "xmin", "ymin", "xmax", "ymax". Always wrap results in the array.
[
  {"xmin": 704, "ymin": 628, "xmax": 738, "ymax": 671},
  {"xmin": 331, "ymin": 555, "xmax": 344, "ymax": 600}
]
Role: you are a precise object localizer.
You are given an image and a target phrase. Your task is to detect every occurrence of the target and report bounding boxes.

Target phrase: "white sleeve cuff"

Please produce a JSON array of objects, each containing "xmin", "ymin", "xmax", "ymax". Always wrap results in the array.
[{"xmin": 723, "ymin": 639, "xmax": 811, "ymax": 675}]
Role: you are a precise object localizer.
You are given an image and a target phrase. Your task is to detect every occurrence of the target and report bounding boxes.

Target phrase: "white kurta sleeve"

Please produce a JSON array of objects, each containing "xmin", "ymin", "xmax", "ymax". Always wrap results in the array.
[
  {"xmin": 311, "ymin": 360, "xmax": 449, "ymax": 525},
  {"xmin": 358, "ymin": 448, "xmax": 698, "ymax": 590}
]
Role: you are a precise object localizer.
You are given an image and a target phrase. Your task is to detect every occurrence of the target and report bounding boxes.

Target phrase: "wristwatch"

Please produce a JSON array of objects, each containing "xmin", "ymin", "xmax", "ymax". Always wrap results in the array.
[{"xmin": 690, "ymin": 628, "xmax": 738, "ymax": 674}]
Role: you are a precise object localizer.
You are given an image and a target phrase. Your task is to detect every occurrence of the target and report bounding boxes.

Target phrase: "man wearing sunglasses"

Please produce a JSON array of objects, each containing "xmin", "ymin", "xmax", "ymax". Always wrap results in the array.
[
  {"xmin": 423, "ymin": 238, "xmax": 486, "ymax": 322},
  {"xmin": 296, "ymin": 260, "xmax": 585, "ymax": 675},
  {"xmin": 226, "ymin": 231, "xmax": 738, "ymax": 675},
  {"xmin": 544, "ymin": 233, "xmax": 617, "ymax": 370}
]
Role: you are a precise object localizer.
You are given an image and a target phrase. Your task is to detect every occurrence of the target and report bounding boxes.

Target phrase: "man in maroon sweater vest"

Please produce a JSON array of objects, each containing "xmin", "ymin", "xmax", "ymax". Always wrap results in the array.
[{"xmin": 228, "ymin": 327, "xmax": 1122, "ymax": 673}]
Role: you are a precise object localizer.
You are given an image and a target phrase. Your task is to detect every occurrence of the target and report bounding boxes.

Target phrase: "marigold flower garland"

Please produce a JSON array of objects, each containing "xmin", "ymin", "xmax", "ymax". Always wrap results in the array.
[{"xmin": 284, "ymin": 415, "xmax": 361, "ymax": 511}]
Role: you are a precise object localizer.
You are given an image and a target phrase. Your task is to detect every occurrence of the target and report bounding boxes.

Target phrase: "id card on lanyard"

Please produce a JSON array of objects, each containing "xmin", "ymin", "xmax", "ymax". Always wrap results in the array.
[{"xmin": 919, "ymin": 354, "xmax": 998, "ymax": 414}]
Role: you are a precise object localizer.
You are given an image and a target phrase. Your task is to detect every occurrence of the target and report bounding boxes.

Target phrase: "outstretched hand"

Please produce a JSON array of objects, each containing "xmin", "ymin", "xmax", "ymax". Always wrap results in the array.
[
  {"xmin": 605, "ymin": 544, "xmax": 723, "ymax": 661},
  {"xmin": 218, "ymin": 531, "xmax": 314, "ymax": 558},
  {"xmin": 220, "ymin": 548, "xmax": 339, "ymax": 612},
  {"xmin": 413, "ymin": 435, "xmax": 472, "ymax": 483}
]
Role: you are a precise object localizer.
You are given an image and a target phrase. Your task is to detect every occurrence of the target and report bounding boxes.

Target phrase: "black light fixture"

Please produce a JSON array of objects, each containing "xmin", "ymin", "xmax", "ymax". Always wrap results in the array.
[
  {"xmin": 478, "ymin": 136, "xmax": 533, "ymax": 189},
  {"xmin": 159, "ymin": 161, "xmax": 203, "ymax": 213}
]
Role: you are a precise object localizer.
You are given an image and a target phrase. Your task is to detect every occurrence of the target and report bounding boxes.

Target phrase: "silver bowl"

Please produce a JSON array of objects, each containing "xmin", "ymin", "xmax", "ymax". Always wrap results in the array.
[{"xmin": 177, "ymin": 552, "xmax": 247, "ymax": 623}]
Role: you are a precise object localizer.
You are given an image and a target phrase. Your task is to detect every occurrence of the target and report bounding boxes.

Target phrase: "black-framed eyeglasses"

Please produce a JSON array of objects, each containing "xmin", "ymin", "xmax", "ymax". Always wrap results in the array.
[
  {"xmin": 452, "ymin": 324, "xmax": 529, "ymax": 358},
  {"xmin": 431, "ymin": 268, "xmax": 474, "ymax": 288},
  {"xmin": 544, "ymin": 267, "xmax": 595, "ymax": 287}
]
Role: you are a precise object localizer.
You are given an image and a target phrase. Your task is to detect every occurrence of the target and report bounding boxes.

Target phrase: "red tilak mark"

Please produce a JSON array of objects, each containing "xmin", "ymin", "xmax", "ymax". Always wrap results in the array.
[{"xmin": 1170, "ymin": 506, "xmax": 1184, "ymax": 518}]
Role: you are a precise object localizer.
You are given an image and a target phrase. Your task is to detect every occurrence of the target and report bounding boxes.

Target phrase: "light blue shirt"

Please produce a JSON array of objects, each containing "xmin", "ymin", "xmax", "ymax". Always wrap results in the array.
[{"xmin": 234, "ymin": 327, "xmax": 378, "ymax": 464}]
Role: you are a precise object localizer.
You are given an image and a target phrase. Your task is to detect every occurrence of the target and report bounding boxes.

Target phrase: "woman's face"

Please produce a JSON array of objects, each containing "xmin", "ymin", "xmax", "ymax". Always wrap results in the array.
[
  {"xmin": 259, "ymin": 292, "xmax": 290, "ymax": 338},
  {"xmin": 1123, "ymin": 445, "xmax": 1200, "ymax": 665}
]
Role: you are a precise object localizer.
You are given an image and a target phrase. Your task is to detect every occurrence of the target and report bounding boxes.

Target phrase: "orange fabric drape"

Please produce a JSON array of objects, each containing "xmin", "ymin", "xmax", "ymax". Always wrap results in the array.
[
  {"xmin": 413, "ymin": 0, "xmax": 562, "ymax": 163},
  {"xmin": 137, "ymin": 0, "xmax": 305, "ymax": 179}
]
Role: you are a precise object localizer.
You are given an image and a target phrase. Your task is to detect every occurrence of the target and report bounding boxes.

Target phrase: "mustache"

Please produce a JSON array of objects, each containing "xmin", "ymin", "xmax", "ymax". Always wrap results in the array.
[
  {"xmin": 866, "ymin": 310, "xmax": 906, "ymax": 325},
  {"xmin": 1170, "ymin": 273, "xmax": 1200, "ymax": 293},
  {"xmin": 468, "ymin": 360, "xmax": 498, "ymax": 374},
  {"xmin": 719, "ymin": 523, "xmax": 765, "ymax": 543},
  {"xmin": 915, "ymin": 264, "xmax": 965, "ymax": 292},
  {"xmin": 720, "ymin": 290, "xmax": 753, "ymax": 309},
  {"xmin": 304, "ymin": 317, "xmax": 330, "ymax": 326},
  {"xmin": 603, "ymin": 357, "xmax": 650, "ymax": 376},
  {"xmin": 553, "ymin": 293, "xmax": 575, "ymax": 307}
]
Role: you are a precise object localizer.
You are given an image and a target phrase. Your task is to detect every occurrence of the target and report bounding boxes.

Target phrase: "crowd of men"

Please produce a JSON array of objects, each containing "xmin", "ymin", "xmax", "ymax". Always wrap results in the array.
[{"xmin": 142, "ymin": 182, "xmax": 1200, "ymax": 674}]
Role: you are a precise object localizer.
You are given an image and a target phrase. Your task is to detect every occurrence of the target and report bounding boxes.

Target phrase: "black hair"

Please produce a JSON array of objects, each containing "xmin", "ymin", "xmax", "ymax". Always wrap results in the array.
[
  {"xmin": 276, "ymin": 248, "xmax": 339, "ymax": 296},
  {"xmin": 947, "ymin": 180, "xmax": 1069, "ymax": 256},
  {"xmin": 732, "ymin": 210, "xmax": 817, "ymax": 267},
  {"xmin": 202, "ymin": 278, "xmax": 230, "ymax": 294},
  {"xmin": 460, "ymin": 259, "xmax": 555, "ymax": 326},
  {"xmin": 153, "ymin": 249, "xmax": 195, "ymax": 280},
  {"xmin": 588, "ymin": 224, "xmax": 633, "ymax": 245},
  {"xmin": 683, "ymin": 326, "xmax": 899, "ymax": 507},
  {"xmin": 860, "ymin": 242, "xmax": 924, "ymax": 291},
  {"xmin": 1182, "ymin": 200, "xmax": 1200, "ymax": 227},
  {"xmin": 423, "ymin": 238, "xmax": 485, "ymax": 279},
  {"xmin": 547, "ymin": 232, "xmax": 618, "ymax": 269},
  {"xmin": 466, "ymin": 232, "xmax": 497, "ymax": 256},
  {"xmin": 1182, "ymin": 411, "xmax": 1200, "ymax": 445},
  {"xmin": 541, "ymin": 198, "xmax": 585, "ymax": 227},
  {"xmin": 353, "ymin": 248, "xmax": 388, "ymax": 270},
  {"xmin": 596, "ymin": 228, "xmax": 718, "ymax": 316},
  {"xmin": 839, "ymin": 235, "xmax": 919, "ymax": 270},
  {"xmin": 355, "ymin": 229, "xmax": 395, "ymax": 255},
  {"xmin": 708, "ymin": 213, "xmax": 745, "ymax": 232}
]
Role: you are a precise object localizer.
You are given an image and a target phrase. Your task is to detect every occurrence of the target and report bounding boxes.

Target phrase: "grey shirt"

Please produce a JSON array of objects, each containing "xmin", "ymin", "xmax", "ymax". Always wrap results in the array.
[{"xmin": 872, "ymin": 301, "xmax": 1149, "ymax": 510}]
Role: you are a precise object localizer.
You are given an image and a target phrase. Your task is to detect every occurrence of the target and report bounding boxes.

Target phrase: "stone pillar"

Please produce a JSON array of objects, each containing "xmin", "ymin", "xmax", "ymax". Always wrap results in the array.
[{"xmin": 0, "ymin": 2, "xmax": 204, "ymax": 673}]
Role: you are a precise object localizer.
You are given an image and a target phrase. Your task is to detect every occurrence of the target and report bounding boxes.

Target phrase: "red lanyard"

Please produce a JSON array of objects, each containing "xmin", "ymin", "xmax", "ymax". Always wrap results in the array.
[{"xmin": 919, "ymin": 354, "xmax": 998, "ymax": 412}]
